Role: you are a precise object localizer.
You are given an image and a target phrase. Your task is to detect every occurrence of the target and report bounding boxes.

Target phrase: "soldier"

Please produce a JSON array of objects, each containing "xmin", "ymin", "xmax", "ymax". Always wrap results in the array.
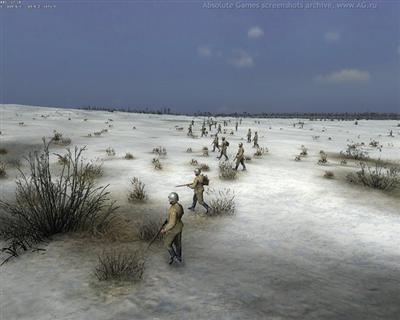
[
  {"xmin": 247, "ymin": 128, "xmax": 252, "ymax": 143},
  {"xmin": 211, "ymin": 135, "xmax": 220, "ymax": 152},
  {"xmin": 187, "ymin": 124, "xmax": 193, "ymax": 136},
  {"xmin": 161, "ymin": 192, "xmax": 184, "ymax": 264},
  {"xmin": 188, "ymin": 169, "xmax": 210, "ymax": 213},
  {"xmin": 234, "ymin": 142, "xmax": 246, "ymax": 171},
  {"xmin": 235, "ymin": 121, "xmax": 238, "ymax": 132},
  {"xmin": 208, "ymin": 121, "xmax": 212, "ymax": 132},
  {"xmin": 217, "ymin": 137, "xmax": 229, "ymax": 161},
  {"xmin": 191, "ymin": 120, "xmax": 195, "ymax": 126},
  {"xmin": 253, "ymin": 131, "xmax": 259, "ymax": 148},
  {"xmin": 217, "ymin": 123, "xmax": 222, "ymax": 134},
  {"xmin": 201, "ymin": 125, "xmax": 207, "ymax": 137}
]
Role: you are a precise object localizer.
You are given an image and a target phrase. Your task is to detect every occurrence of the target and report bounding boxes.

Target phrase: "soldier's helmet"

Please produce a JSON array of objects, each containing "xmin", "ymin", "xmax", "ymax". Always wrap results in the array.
[
  {"xmin": 168, "ymin": 192, "xmax": 179, "ymax": 203},
  {"xmin": 194, "ymin": 168, "xmax": 201, "ymax": 175},
  {"xmin": 222, "ymin": 137, "xmax": 225, "ymax": 140},
  {"xmin": 239, "ymin": 142, "xmax": 243, "ymax": 147}
]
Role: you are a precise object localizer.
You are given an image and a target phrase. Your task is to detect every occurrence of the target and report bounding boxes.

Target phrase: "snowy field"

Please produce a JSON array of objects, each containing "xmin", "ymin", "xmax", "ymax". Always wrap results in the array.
[{"xmin": 1, "ymin": 104, "xmax": 399, "ymax": 320}]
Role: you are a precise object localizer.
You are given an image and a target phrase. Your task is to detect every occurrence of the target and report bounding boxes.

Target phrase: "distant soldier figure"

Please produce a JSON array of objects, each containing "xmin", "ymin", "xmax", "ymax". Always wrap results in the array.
[
  {"xmin": 188, "ymin": 169, "xmax": 210, "ymax": 213},
  {"xmin": 187, "ymin": 124, "xmax": 193, "ymax": 136},
  {"xmin": 235, "ymin": 121, "xmax": 238, "ymax": 132},
  {"xmin": 217, "ymin": 123, "xmax": 222, "ymax": 134},
  {"xmin": 234, "ymin": 142, "xmax": 246, "ymax": 171},
  {"xmin": 214, "ymin": 121, "xmax": 217, "ymax": 129},
  {"xmin": 217, "ymin": 137, "xmax": 229, "ymax": 161},
  {"xmin": 191, "ymin": 120, "xmax": 195, "ymax": 126},
  {"xmin": 247, "ymin": 129, "xmax": 252, "ymax": 143},
  {"xmin": 253, "ymin": 131, "xmax": 259, "ymax": 148},
  {"xmin": 161, "ymin": 192, "xmax": 184, "ymax": 264},
  {"xmin": 211, "ymin": 135, "xmax": 220, "ymax": 152},
  {"xmin": 201, "ymin": 125, "xmax": 207, "ymax": 137}
]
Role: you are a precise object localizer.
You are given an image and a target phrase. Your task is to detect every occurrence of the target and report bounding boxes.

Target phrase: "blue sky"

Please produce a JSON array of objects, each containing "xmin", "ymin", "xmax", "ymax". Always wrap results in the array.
[{"xmin": 0, "ymin": 1, "xmax": 399, "ymax": 113}]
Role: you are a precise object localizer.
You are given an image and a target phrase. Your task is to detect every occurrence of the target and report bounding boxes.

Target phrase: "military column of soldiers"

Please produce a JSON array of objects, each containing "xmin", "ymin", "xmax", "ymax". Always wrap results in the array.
[{"xmin": 161, "ymin": 117, "xmax": 261, "ymax": 265}]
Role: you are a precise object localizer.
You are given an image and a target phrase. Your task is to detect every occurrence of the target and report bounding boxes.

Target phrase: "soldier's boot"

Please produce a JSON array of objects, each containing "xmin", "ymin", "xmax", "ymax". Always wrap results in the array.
[
  {"xmin": 167, "ymin": 248, "xmax": 178, "ymax": 265},
  {"xmin": 174, "ymin": 245, "xmax": 182, "ymax": 263},
  {"xmin": 202, "ymin": 203, "xmax": 210, "ymax": 214},
  {"xmin": 188, "ymin": 199, "xmax": 197, "ymax": 211}
]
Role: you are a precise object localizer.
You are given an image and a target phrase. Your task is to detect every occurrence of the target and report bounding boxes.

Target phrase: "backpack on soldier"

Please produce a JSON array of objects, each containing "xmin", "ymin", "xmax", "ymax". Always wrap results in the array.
[
  {"xmin": 225, "ymin": 141, "xmax": 229, "ymax": 147},
  {"xmin": 201, "ymin": 174, "xmax": 209, "ymax": 186}
]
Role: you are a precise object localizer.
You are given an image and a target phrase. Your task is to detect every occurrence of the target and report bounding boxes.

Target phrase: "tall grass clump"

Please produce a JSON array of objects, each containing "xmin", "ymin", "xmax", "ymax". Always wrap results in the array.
[
  {"xmin": 219, "ymin": 161, "xmax": 237, "ymax": 180},
  {"xmin": 0, "ymin": 140, "xmax": 117, "ymax": 263},
  {"xmin": 128, "ymin": 177, "xmax": 147, "ymax": 202},
  {"xmin": 95, "ymin": 249, "xmax": 145, "ymax": 281},
  {"xmin": 206, "ymin": 188, "xmax": 235, "ymax": 216}
]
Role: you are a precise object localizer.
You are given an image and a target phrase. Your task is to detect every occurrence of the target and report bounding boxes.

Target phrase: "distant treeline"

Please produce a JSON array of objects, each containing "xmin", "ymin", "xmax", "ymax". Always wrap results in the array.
[{"xmin": 79, "ymin": 106, "xmax": 400, "ymax": 120}]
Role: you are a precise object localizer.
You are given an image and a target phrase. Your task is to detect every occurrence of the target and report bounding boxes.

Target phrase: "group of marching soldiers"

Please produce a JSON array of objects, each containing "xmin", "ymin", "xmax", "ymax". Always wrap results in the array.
[{"xmin": 159, "ymin": 118, "xmax": 262, "ymax": 265}]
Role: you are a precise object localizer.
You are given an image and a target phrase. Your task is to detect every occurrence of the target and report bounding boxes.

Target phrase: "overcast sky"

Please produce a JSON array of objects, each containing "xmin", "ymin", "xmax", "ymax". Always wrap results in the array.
[{"xmin": 1, "ymin": 1, "xmax": 399, "ymax": 113}]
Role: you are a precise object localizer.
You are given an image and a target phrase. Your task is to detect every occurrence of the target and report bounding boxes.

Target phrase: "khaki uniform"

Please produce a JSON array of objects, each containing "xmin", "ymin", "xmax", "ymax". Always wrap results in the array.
[
  {"xmin": 212, "ymin": 137, "xmax": 220, "ymax": 152},
  {"xmin": 235, "ymin": 146, "xmax": 246, "ymax": 170},
  {"xmin": 164, "ymin": 202, "xmax": 184, "ymax": 256},
  {"xmin": 247, "ymin": 130, "xmax": 252, "ymax": 143},
  {"xmin": 218, "ymin": 140, "xmax": 229, "ymax": 160},
  {"xmin": 253, "ymin": 133, "xmax": 259, "ymax": 148},
  {"xmin": 189, "ymin": 175, "xmax": 205, "ymax": 205}
]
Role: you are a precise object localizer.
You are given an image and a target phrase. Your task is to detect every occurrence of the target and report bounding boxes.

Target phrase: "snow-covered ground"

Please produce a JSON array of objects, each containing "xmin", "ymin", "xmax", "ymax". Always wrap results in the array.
[{"xmin": 1, "ymin": 104, "xmax": 399, "ymax": 320}]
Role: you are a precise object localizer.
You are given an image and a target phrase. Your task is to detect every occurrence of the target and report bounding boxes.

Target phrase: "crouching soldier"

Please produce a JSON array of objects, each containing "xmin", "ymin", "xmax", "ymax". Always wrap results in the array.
[
  {"xmin": 188, "ymin": 168, "xmax": 210, "ymax": 213},
  {"xmin": 161, "ymin": 192, "xmax": 184, "ymax": 264},
  {"xmin": 234, "ymin": 142, "xmax": 246, "ymax": 171}
]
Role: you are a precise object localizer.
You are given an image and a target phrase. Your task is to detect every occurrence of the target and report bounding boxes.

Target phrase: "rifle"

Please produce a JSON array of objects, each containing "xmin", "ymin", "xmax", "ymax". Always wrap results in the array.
[
  {"xmin": 147, "ymin": 219, "xmax": 167, "ymax": 250},
  {"xmin": 175, "ymin": 183, "xmax": 191, "ymax": 188}
]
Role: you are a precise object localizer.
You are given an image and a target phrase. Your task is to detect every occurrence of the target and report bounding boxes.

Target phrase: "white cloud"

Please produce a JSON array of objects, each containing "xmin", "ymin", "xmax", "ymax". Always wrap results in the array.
[
  {"xmin": 316, "ymin": 69, "xmax": 371, "ymax": 84},
  {"xmin": 248, "ymin": 26, "xmax": 264, "ymax": 39},
  {"xmin": 324, "ymin": 31, "xmax": 340, "ymax": 43},
  {"xmin": 228, "ymin": 49, "xmax": 254, "ymax": 68},
  {"xmin": 197, "ymin": 46, "xmax": 212, "ymax": 58}
]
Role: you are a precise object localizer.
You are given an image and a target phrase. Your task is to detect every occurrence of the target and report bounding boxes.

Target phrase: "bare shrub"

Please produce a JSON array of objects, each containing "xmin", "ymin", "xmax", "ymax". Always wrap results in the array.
[
  {"xmin": 324, "ymin": 171, "xmax": 334, "ymax": 179},
  {"xmin": 340, "ymin": 144, "xmax": 368, "ymax": 160},
  {"xmin": 369, "ymin": 140, "xmax": 379, "ymax": 147},
  {"xmin": 106, "ymin": 147, "xmax": 116, "ymax": 156},
  {"xmin": 136, "ymin": 216, "xmax": 165, "ymax": 241},
  {"xmin": 346, "ymin": 162, "xmax": 400, "ymax": 191},
  {"xmin": 81, "ymin": 161, "xmax": 103, "ymax": 181},
  {"xmin": 199, "ymin": 163, "xmax": 209, "ymax": 171},
  {"xmin": 294, "ymin": 155, "xmax": 301, "ymax": 161},
  {"xmin": 186, "ymin": 148, "xmax": 192, "ymax": 153},
  {"xmin": 0, "ymin": 141, "xmax": 117, "ymax": 263},
  {"xmin": 202, "ymin": 147, "xmax": 209, "ymax": 157},
  {"xmin": 51, "ymin": 131, "xmax": 71, "ymax": 146},
  {"xmin": 95, "ymin": 249, "xmax": 145, "ymax": 281},
  {"xmin": 56, "ymin": 153, "xmax": 70, "ymax": 166},
  {"xmin": 128, "ymin": 177, "xmax": 147, "ymax": 202},
  {"xmin": 152, "ymin": 158, "xmax": 162, "ymax": 170},
  {"xmin": 254, "ymin": 147, "xmax": 268, "ymax": 158},
  {"xmin": 300, "ymin": 145, "xmax": 307, "ymax": 156},
  {"xmin": 190, "ymin": 159, "xmax": 198, "ymax": 166},
  {"xmin": 125, "ymin": 152, "xmax": 135, "ymax": 160},
  {"xmin": 206, "ymin": 188, "xmax": 235, "ymax": 216},
  {"xmin": 244, "ymin": 156, "xmax": 252, "ymax": 162},
  {"xmin": 318, "ymin": 150, "xmax": 327, "ymax": 164},
  {"xmin": 219, "ymin": 161, "xmax": 237, "ymax": 180},
  {"xmin": 94, "ymin": 131, "xmax": 102, "ymax": 136}
]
